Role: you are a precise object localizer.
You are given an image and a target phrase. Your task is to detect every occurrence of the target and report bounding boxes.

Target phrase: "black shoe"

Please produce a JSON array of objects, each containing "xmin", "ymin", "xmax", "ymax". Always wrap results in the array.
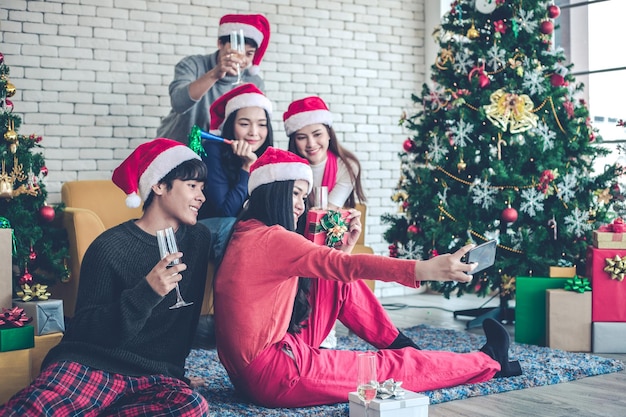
[
  {"xmin": 387, "ymin": 329, "xmax": 421, "ymax": 350},
  {"xmin": 480, "ymin": 318, "xmax": 522, "ymax": 378}
]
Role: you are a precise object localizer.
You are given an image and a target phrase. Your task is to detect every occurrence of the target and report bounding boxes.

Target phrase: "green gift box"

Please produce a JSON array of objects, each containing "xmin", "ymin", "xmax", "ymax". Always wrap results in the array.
[
  {"xmin": 0, "ymin": 325, "xmax": 35, "ymax": 352},
  {"xmin": 515, "ymin": 277, "xmax": 569, "ymax": 346}
]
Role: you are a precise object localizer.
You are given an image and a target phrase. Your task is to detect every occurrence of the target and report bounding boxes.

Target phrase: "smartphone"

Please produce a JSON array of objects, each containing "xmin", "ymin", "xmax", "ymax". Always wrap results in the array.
[{"xmin": 462, "ymin": 240, "xmax": 497, "ymax": 274}]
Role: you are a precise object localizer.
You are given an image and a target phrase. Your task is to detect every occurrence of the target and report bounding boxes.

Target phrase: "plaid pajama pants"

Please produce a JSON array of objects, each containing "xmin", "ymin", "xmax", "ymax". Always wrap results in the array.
[{"xmin": 0, "ymin": 361, "xmax": 209, "ymax": 417}]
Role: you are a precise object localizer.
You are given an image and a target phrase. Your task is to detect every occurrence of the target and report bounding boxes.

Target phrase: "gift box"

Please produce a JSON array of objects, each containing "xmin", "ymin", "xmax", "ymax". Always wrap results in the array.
[
  {"xmin": 349, "ymin": 391, "xmax": 429, "ymax": 417},
  {"xmin": 546, "ymin": 289, "xmax": 591, "ymax": 352},
  {"xmin": 13, "ymin": 299, "xmax": 65, "ymax": 336},
  {"xmin": 586, "ymin": 247, "xmax": 626, "ymax": 322},
  {"xmin": 31, "ymin": 332, "xmax": 63, "ymax": 381},
  {"xmin": 592, "ymin": 322, "xmax": 626, "ymax": 353},
  {"xmin": 593, "ymin": 219, "xmax": 626, "ymax": 249},
  {"xmin": 548, "ymin": 266, "xmax": 577, "ymax": 278},
  {"xmin": 0, "ymin": 229, "xmax": 12, "ymax": 309},
  {"xmin": 0, "ymin": 325, "xmax": 35, "ymax": 352},
  {"xmin": 304, "ymin": 209, "xmax": 350, "ymax": 248},
  {"xmin": 515, "ymin": 277, "xmax": 569, "ymax": 346},
  {"xmin": 0, "ymin": 348, "xmax": 31, "ymax": 405}
]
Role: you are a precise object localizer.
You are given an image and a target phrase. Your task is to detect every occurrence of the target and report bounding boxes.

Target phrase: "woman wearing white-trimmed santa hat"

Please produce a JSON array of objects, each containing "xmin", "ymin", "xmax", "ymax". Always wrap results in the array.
[
  {"xmin": 213, "ymin": 147, "xmax": 521, "ymax": 409},
  {"xmin": 284, "ymin": 96, "xmax": 366, "ymax": 210},
  {"xmin": 157, "ymin": 14, "xmax": 270, "ymax": 144},
  {"xmin": 196, "ymin": 83, "xmax": 274, "ymax": 262}
]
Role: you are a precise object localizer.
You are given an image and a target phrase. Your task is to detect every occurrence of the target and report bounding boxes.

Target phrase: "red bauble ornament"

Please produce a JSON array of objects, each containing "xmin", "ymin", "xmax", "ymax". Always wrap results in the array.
[
  {"xmin": 540, "ymin": 21, "xmax": 554, "ymax": 35},
  {"xmin": 29, "ymin": 245, "xmax": 37, "ymax": 261},
  {"xmin": 407, "ymin": 224, "xmax": 420, "ymax": 235},
  {"xmin": 40, "ymin": 166, "xmax": 48, "ymax": 176},
  {"xmin": 478, "ymin": 73, "xmax": 490, "ymax": 88},
  {"xmin": 39, "ymin": 204, "xmax": 55, "ymax": 222},
  {"xmin": 402, "ymin": 138, "xmax": 414, "ymax": 152},
  {"xmin": 550, "ymin": 73, "xmax": 565, "ymax": 87},
  {"xmin": 19, "ymin": 267, "xmax": 33, "ymax": 286},
  {"xmin": 501, "ymin": 206, "xmax": 518, "ymax": 223},
  {"xmin": 548, "ymin": 5, "xmax": 561, "ymax": 19}
]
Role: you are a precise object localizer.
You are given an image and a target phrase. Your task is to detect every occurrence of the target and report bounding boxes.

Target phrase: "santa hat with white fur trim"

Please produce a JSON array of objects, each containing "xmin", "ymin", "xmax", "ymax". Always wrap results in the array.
[
  {"xmin": 248, "ymin": 147, "xmax": 313, "ymax": 195},
  {"xmin": 209, "ymin": 83, "xmax": 272, "ymax": 134},
  {"xmin": 283, "ymin": 96, "xmax": 333, "ymax": 136},
  {"xmin": 112, "ymin": 138, "xmax": 201, "ymax": 208},
  {"xmin": 218, "ymin": 14, "xmax": 270, "ymax": 76}
]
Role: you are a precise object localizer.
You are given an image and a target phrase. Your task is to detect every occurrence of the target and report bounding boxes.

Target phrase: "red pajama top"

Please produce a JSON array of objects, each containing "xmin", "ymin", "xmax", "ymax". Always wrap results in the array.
[{"xmin": 214, "ymin": 219, "xmax": 418, "ymax": 378}]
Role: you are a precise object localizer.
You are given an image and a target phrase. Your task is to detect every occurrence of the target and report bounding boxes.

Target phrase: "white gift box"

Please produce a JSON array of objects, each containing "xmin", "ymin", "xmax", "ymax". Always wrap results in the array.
[
  {"xmin": 593, "ymin": 322, "xmax": 626, "ymax": 353},
  {"xmin": 349, "ymin": 390, "xmax": 429, "ymax": 417}
]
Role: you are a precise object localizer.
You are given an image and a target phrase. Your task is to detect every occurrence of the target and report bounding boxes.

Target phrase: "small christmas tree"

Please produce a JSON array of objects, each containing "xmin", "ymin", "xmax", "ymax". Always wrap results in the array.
[
  {"xmin": 383, "ymin": 1, "xmax": 623, "ymax": 302},
  {"xmin": 0, "ymin": 52, "xmax": 69, "ymax": 294}
]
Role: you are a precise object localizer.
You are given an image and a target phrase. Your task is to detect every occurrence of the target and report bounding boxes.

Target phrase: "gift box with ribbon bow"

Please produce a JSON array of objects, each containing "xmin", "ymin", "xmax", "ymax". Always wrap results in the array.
[
  {"xmin": 13, "ymin": 299, "xmax": 65, "ymax": 336},
  {"xmin": 586, "ymin": 246, "xmax": 626, "ymax": 322},
  {"xmin": 593, "ymin": 218, "xmax": 626, "ymax": 249},
  {"xmin": 349, "ymin": 382, "xmax": 429, "ymax": 417},
  {"xmin": 304, "ymin": 209, "xmax": 350, "ymax": 248}
]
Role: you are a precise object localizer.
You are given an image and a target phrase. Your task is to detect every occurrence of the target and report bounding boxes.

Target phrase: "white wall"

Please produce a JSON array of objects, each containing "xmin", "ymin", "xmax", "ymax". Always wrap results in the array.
[{"xmin": 1, "ymin": 0, "xmax": 430, "ymax": 297}]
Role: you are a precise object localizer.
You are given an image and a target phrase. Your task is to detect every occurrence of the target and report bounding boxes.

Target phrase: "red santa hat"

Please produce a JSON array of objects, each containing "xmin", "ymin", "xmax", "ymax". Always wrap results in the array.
[
  {"xmin": 283, "ymin": 96, "xmax": 333, "ymax": 136},
  {"xmin": 218, "ymin": 14, "xmax": 270, "ymax": 76},
  {"xmin": 112, "ymin": 138, "xmax": 201, "ymax": 208},
  {"xmin": 209, "ymin": 83, "xmax": 272, "ymax": 134},
  {"xmin": 248, "ymin": 147, "xmax": 313, "ymax": 195}
]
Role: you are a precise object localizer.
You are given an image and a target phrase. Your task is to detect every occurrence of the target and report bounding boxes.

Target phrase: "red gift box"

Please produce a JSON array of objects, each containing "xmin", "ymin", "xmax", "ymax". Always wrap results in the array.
[
  {"xmin": 586, "ymin": 246, "xmax": 626, "ymax": 322},
  {"xmin": 304, "ymin": 209, "xmax": 350, "ymax": 248}
]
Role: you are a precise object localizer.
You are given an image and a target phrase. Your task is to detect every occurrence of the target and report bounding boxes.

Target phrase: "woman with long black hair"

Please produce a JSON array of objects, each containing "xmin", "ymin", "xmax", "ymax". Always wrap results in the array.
[{"xmin": 213, "ymin": 147, "xmax": 521, "ymax": 408}]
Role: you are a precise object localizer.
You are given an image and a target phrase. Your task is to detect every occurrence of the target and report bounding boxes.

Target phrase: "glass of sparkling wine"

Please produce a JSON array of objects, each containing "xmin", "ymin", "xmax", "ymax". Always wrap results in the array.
[
  {"xmin": 156, "ymin": 227, "xmax": 193, "ymax": 309},
  {"xmin": 357, "ymin": 352, "xmax": 378, "ymax": 417},
  {"xmin": 230, "ymin": 29, "xmax": 245, "ymax": 85}
]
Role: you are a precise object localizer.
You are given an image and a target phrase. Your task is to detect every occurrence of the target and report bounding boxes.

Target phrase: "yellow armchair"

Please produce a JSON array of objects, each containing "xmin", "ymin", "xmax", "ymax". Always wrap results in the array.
[
  {"xmin": 55, "ymin": 179, "xmax": 215, "ymax": 318},
  {"xmin": 353, "ymin": 203, "xmax": 375, "ymax": 292}
]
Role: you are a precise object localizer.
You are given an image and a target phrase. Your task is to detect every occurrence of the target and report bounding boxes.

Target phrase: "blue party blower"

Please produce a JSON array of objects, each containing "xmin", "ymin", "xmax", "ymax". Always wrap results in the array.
[{"xmin": 188, "ymin": 125, "xmax": 233, "ymax": 156}]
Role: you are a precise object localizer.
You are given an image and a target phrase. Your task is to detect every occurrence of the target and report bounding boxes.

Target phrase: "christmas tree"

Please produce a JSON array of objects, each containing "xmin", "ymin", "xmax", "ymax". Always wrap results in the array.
[
  {"xmin": 383, "ymin": 1, "xmax": 623, "ymax": 301},
  {"xmin": 0, "ymin": 52, "xmax": 69, "ymax": 295}
]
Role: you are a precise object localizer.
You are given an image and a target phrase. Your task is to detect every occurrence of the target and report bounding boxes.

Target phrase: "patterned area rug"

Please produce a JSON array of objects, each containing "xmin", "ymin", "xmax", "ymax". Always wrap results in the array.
[{"xmin": 186, "ymin": 324, "xmax": 624, "ymax": 417}]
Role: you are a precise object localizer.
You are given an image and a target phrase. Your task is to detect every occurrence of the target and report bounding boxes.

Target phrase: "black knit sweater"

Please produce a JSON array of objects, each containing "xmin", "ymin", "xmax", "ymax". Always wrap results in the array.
[{"xmin": 44, "ymin": 220, "xmax": 212, "ymax": 382}]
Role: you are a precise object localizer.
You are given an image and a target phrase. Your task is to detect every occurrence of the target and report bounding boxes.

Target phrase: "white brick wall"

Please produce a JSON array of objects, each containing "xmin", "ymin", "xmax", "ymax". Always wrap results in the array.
[{"xmin": 1, "ymin": 0, "xmax": 428, "ymax": 297}]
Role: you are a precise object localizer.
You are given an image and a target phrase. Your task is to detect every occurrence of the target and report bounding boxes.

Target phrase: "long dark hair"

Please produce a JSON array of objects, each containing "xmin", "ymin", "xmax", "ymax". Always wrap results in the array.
[
  {"xmin": 143, "ymin": 159, "xmax": 207, "ymax": 210},
  {"xmin": 237, "ymin": 180, "xmax": 312, "ymax": 334},
  {"xmin": 220, "ymin": 109, "xmax": 274, "ymax": 188},
  {"xmin": 288, "ymin": 124, "xmax": 366, "ymax": 208}
]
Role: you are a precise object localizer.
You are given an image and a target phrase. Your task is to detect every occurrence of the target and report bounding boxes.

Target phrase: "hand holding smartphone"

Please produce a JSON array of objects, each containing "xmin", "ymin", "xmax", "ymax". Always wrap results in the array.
[{"xmin": 462, "ymin": 240, "xmax": 497, "ymax": 274}]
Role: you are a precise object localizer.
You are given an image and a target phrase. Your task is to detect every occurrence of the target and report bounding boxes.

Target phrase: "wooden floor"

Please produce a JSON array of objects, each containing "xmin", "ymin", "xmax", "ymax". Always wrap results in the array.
[{"xmin": 337, "ymin": 291, "xmax": 626, "ymax": 417}]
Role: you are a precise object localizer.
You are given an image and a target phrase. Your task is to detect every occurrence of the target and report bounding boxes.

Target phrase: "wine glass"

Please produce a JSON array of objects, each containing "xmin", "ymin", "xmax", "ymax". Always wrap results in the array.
[
  {"xmin": 230, "ymin": 29, "xmax": 245, "ymax": 85},
  {"xmin": 357, "ymin": 352, "xmax": 378, "ymax": 417},
  {"xmin": 156, "ymin": 227, "xmax": 193, "ymax": 309}
]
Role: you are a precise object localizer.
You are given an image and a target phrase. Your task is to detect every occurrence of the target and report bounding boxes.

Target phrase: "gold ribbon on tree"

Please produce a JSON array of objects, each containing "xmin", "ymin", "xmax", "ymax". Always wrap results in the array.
[
  {"xmin": 484, "ymin": 89, "xmax": 538, "ymax": 133},
  {"xmin": 604, "ymin": 255, "xmax": 626, "ymax": 282}
]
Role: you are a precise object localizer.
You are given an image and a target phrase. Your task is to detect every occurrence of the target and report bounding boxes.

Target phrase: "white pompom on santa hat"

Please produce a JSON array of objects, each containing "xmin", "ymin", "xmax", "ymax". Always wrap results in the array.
[
  {"xmin": 248, "ymin": 147, "xmax": 313, "ymax": 195},
  {"xmin": 218, "ymin": 14, "xmax": 270, "ymax": 76},
  {"xmin": 209, "ymin": 83, "xmax": 272, "ymax": 135},
  {"xmin": 283, "ymin": 96, "xmax": 333, "ymax": 136},
  {"xmin": 112, "ymin": 138, "xmax": 201, "ymax": 208}
]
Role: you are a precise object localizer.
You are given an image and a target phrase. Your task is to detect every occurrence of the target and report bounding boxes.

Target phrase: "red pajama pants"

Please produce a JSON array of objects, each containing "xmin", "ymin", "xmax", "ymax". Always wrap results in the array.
[
  {"xmin": 231, "ymin": 279, "xmax": 499, "ymax": 408},
  {"xmin": 0, "ymin": 361, "xmax": 209, "ymax": 417}
]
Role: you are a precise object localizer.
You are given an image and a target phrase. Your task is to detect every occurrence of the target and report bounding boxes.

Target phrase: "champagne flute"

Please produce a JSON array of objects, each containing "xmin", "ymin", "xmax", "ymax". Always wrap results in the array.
[
  {"xmin": 230, "ymin": 29, "xmax": 245, "ymax": 85},
  {"xmin": 357, "ymin": 352, "xmax": 378, "ymax": 417},
  {"xmin": 156, "ymin": 227, "xmax": 193, "ymax": 309}
]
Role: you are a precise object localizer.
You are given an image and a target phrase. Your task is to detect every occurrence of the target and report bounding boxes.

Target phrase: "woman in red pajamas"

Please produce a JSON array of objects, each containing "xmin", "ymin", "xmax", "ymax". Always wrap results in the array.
[{"xmin": 214, "ymin": 147, "xmax": 522, "ymax": 408}]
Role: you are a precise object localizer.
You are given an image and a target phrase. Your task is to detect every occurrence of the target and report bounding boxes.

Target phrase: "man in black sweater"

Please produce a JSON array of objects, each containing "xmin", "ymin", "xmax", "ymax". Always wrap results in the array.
[{"xmin": 0, "ymin": 139, "xmax": 212, "ymax": 416}]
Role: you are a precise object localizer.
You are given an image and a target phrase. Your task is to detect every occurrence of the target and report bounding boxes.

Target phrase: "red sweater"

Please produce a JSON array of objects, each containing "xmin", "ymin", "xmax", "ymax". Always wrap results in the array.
[{"xmin": 214, "ymin": 219, "xmax": 418, "ymax": 378}]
